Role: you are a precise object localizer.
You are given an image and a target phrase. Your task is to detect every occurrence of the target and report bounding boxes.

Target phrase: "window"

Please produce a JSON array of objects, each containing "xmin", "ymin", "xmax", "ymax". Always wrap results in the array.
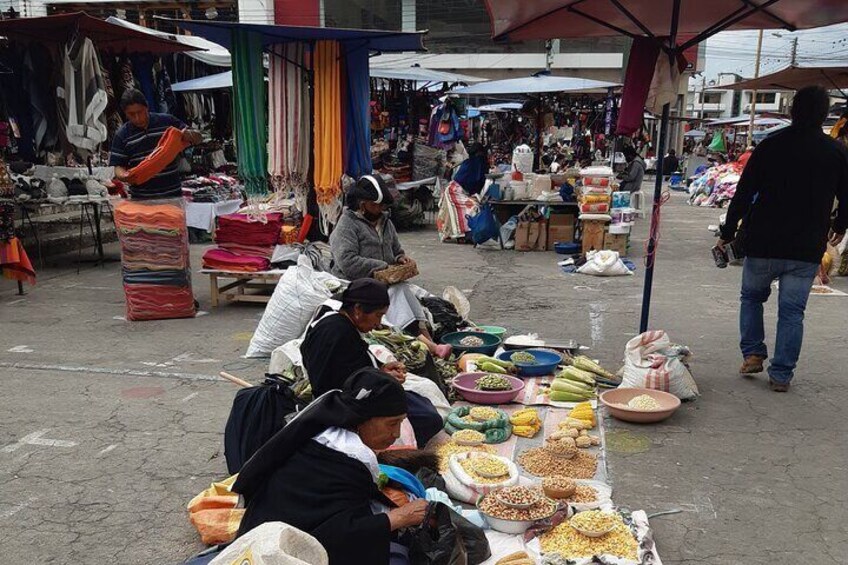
[
  {"xmin": 702, "ymin": 92, "xmax": 723, "ymax": 104},
  {"xmin": 753, "ymin": 92, "xmax": 777, "ymax": 104}
]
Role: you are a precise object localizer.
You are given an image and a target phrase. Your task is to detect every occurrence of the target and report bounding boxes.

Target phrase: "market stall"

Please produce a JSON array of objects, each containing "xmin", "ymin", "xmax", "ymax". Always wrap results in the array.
[{"xmin": 165, "ymin": 18, "xmax": 426, "ymax": 229}]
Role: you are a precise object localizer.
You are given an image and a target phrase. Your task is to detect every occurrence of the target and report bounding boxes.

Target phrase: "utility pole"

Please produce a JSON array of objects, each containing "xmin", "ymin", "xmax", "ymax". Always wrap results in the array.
[
  {"xmin": 700, "ymin": 75, "xmax": 707, "ymax": 119},
  {"xmin": 790, "ymin": 37, "xmax": 798, "ymax": 65},
  {"xmin": 747, "ymin": 29, "xmax": 764, "ymax": 147},
  {"xmin": 545, "ymin": 39, "xmax": 553, "ymax": 71}
]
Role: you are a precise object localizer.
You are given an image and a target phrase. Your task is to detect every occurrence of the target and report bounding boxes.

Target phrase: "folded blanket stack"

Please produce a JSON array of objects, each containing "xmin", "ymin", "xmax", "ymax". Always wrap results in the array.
[
  {"xmin": 202, "ymin": 213, "xmax": 283, "ymax": 272},
  {"xmin": 114, "ymin": 200, "xmax": 196, "ymax": 321}
]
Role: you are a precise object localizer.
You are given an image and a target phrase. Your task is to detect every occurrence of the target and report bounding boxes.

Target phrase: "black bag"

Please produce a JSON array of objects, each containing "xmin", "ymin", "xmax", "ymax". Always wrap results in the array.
[
  {"xmin": 421, "ymin": 297, "xmax": 464, "ymax": 342},
  {"xmin": 223, "ymin": 374, "xmax": 309, "ymax": 475},
  {"xmin": 409, "ymin": 502, "xmax": 491, "ymax": 565}
]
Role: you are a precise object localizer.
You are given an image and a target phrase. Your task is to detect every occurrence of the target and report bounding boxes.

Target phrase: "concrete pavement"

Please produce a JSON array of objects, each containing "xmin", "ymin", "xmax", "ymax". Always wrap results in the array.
[{"xmin": 1, "ymin": 191, "xmax": 846, "ymax": 564}]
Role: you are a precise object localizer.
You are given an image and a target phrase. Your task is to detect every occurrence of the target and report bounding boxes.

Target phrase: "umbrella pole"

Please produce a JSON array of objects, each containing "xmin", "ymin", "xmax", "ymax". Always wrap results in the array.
[{"xmin": 639, "ymin": 102, "xmax": 670, "ymax": 333}]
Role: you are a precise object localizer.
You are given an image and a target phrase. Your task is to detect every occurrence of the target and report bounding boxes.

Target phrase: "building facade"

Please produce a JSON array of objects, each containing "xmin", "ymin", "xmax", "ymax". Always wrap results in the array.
[{"xmin": 687, "ymin": 73, "xmax": 789, "ymax": 120}]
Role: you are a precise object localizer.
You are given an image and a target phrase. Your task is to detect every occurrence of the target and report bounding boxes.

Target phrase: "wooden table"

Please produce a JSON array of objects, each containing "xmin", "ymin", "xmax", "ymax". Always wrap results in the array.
[{"xmin": 202, "ymin": 269, "xmax": 285, "ymax": 307}]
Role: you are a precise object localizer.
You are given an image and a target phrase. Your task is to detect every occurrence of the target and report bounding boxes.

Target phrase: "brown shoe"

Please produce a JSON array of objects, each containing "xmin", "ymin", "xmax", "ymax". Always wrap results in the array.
[
  {"xmin": 769, "ymin": 379, "xmax": 790, "ymax": 392},
  {"xmin": 739, "ymin": 355, "xmax": 766, "ymax": 375}
]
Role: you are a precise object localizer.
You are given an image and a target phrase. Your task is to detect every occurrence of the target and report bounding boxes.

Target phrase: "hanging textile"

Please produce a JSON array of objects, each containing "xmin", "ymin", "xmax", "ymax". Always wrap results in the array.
[
  {"xmin": 343, "ymin": 44, "xmax": 371, "ymax": 179},
  {"xmin": 268, "ymin": 43, "xmax": 311, "ymax": 196},
  {"xmin": 615, "ymin": 37, "xmax": 659, "ymax": 136},
  {"xmin": 231, "ymin": 29, "xmax": 268, "ymax": 197},
  {"xmin": 313, "ymin": 40, "xmax": 343, "ymax": 232},
  {"xmin": 61, "ymin": 36, "xmax": 109, "ymax": 155}
]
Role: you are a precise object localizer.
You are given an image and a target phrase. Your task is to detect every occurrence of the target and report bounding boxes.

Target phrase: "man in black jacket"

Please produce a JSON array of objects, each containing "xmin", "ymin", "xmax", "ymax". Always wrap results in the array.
[{"xmin": 719, "ymin": 86, "xmax": 847, "ymax": 392}]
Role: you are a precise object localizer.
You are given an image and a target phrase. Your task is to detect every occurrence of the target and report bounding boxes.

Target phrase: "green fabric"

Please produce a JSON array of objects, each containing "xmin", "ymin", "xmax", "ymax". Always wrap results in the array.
[
  {"xmin": 444, "ymin": 406, "xmax": 513, "ymax": 444},
  {"xmin": 707, "ymin": 131, "xmax": 726, "ymax": 153},
  {"xmin": 231, "ymin": 29, "xmax": 268, "ymax": 196}
]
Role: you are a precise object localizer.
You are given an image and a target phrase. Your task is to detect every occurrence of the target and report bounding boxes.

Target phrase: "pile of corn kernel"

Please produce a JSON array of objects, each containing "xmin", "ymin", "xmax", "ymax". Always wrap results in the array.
[
  {"xmin": 459, "ymin": 456, "xmax": 509, "ymax": 483},
  {"xmin": 435, "ymin": 441, "xmax": 494, "ymax": 472},
  {"xmin": 540, "ymin": 512, "xmax": 639, "ymax": 560}
]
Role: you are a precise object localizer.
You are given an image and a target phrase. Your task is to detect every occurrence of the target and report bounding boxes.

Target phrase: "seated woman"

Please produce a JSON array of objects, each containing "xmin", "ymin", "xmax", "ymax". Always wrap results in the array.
[
  {"xmin": 233, "ymin": 368, "xmax": 429, "ymax": 565},
  {"xmin": 301, "ymin": 278, "xmax": 444, "ymax": 447},
  {"xmin": 329, "ymin": 175, "xmax": 450, "ymax": 358}
]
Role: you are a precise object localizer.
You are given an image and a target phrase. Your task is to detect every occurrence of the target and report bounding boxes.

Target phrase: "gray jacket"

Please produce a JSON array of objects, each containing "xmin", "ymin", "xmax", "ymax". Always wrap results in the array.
[
  {"xmin": 329, "ymin": 209, "xmax": 405, "ymax": 280},
  {"xmin": 619, "ymin": 156, "xmax": 646, "ymax": 193}
]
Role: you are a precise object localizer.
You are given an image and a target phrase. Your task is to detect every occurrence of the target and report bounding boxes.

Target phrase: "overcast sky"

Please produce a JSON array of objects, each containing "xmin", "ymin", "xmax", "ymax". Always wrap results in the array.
[{"xmin": 699, "ymin": 22, "xmax": 848, "ymax": 84}]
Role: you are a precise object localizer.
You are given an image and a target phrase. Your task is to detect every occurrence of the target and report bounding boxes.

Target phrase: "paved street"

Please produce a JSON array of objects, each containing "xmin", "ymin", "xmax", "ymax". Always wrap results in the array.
[{"xmin": 1, "ymin": 190, "xmax": 847, "ymax": 564}]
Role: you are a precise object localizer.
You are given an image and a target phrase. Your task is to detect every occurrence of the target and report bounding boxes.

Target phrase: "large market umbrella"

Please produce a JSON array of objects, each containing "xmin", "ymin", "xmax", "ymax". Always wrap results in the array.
[
  {"xmin": 482, "ymin": 0, "xmax": 848, "ymax": 333},
  {"xmin": 0, "ymin": 12, "xmax": 196, "ymax": 54},
  {"xmin": 450, "ymin": 74, "xmax": 620, "ymax": 96},
  {"xmin": 724, "ymin": 64, "xmax": 848, "ymax": 91}
]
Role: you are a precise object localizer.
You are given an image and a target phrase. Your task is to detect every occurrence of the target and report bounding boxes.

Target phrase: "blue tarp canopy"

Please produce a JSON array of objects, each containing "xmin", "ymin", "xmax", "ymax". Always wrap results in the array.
[
  {"xmin": 684, "ymin": 129, "xmax": 706, "ymax": 138},
  {"xmin": 475, "ymin": 102, "xmax": 524, "ymax": 112},
  {"xmin": 450, "ymin": 74, "xmax": 619, "ymax": 96},
  {"xmin": 160, "ymin": 18, "xmax": 426, "ymax": 52},
  {"xmin": 171, "ymin": 71, "xmax": 233, "ymax": 92}
]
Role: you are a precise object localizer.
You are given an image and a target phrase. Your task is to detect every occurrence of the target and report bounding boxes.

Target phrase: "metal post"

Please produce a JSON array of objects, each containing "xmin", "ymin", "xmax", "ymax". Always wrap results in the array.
[
  {"xmin": 639, "ymin": 102, "xmax": 670, "ymax": 333},
  {"xmin": 747, "ymin": 30, "xmax": 764, "ymax": 145}
]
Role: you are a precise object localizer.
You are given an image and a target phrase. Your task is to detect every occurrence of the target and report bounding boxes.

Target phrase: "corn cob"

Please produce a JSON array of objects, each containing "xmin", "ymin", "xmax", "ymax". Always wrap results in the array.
[
  {"xmin": 551, "ymin": 379, "xmax": 596, "ymax": 398},
  {"xmin": 550, "ymin": 390, "xmax": 589, "ymax": 402},
  {"xmin": 558, "ymin": 366, "xmax": 596, "ymax": 386},
  {"xmin": 572, "ymin": 355, "xmax": 618, "ymax": 380}
]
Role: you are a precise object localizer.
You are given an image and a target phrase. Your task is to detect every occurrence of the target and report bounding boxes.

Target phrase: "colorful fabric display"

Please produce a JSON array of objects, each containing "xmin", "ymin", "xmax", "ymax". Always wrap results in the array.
[
  {"xmin": 1, "ymin": 237, "xmax": 36, "ymax": 286},
  {"xmin": 268, "ymin": 43, "xmax": 311, "ymax": 185},
  {"xmin": 114, "ymin": 200, "xmax": 195, "ymax": 321},
  {"xmin": 202, "ymin": 213, "xmax": 283, "ymax": 272},
  {"xmin": 231, "ymin": 29, "xmax": 268, "ymax": 196},
  {"xmin": 313, "ymin": 40, "xmax": 344, "ymax": 233}
]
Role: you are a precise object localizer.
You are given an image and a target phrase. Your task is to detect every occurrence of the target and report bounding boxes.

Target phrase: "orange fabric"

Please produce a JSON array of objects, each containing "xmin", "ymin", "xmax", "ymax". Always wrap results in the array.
[
  {"xmin": 126, "ymin": 126, "xmax": 190, "ymax": 186},
  {"xmin": 113, "ymin": 200, "xmax": 187, "ymax": 232},
  {"xmin": 187, "ymin": 475, "xmax": 244, "ymax": 545},
  {"xmin": 381, "ymin": 486, "xmax": 411, "ymax": 508},
  {"xmin": 1, "ymin": 237, "xmax": 36, "ymax": 286}
]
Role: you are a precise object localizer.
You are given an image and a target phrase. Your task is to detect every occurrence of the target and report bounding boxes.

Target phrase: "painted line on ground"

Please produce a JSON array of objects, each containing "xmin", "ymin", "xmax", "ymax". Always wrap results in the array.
[
  {"xmin": 98, "ymin": 444, "xmax": 117, "ymax": 455},
  {"xmin": 0, "ymin": 361, "xmax": 222, "ymax": 383},
  {"xmin": 180, "ymin": 392, "xmax": 199, "ymax": 403}
]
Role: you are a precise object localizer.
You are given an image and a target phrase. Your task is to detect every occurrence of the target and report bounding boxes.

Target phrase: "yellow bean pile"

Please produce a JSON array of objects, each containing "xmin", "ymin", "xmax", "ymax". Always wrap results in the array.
[
  {"xmin": 436, "ymin": 441, "xmax": 494, "ymax": 472},
  {"xmin": 540, "ymin": 514, "xmax": 639, "ymax": 560}
]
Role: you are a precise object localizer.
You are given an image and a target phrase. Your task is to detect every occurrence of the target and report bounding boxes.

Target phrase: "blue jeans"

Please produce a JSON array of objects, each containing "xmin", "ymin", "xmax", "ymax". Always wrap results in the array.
[{"xmin": 740, "ymin": 257, "xmax": 818, "ymax": 384}]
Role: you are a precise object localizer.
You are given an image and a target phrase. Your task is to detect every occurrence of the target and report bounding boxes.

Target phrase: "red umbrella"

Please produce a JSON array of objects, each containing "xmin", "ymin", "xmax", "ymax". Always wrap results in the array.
[{"xmin": 483, "ymin": 0, "xmax": 848, "ymax": 332}]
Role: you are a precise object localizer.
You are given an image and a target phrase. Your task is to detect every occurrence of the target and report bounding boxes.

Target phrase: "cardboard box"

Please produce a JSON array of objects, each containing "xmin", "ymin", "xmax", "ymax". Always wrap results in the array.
[
  {"xmin": 515, "ymin": 220, "xmax": 548, "ymax": 251},
  {"xmin": 604, "ymin": 232, "xmax": 630, "ymax": 256},
  {"xmin": 547, "ymin": 225, "xmax": 576, "ymax": 250},
  {"xmin": 581, "ymin": 220, "xmax": 606, "ymax": 253},
  {"xmin": 548, "ymin": 213, "xmax": 575, "ymax": 228}
]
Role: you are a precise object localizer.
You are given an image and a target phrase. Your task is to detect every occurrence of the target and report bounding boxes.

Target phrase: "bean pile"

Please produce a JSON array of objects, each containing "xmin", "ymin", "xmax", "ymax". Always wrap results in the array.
[
  {"xmin": 540, "ymin": 515, "xmax": 638, "ymax": 560},
  {"xmin": 518, "ymin": 447, "xmax": 597, "ymax": 479},
  {"xmin": 479, "ymin": 492, "xmax": 556, "ymax": 521},
  {"xmin": 452, "ymin": 429, "xmax": 485, "ymax": 443},
  {"xmin": 475, "ymin": 374, "xmax": 512, "ymax": 391},
  {"xmin": 570, "ymin": 510, "xmax": 617, "ymax": 532},
  {"xmin": 470, "ymin": 406, "xmax": 499, "ymax": 421},
  {"xmin": 460, "ymin": 335, "xmax": 485, "ymax": 347},
  {"xmin": 459, "ymin": 457, "xmax": 509, "ymax": 484},
  {"xmin": 568, "ymin": 485, "xmax": 599, "ymax": 504},
  {"xmin": 435, "ymin": 442, "xmax": 494, "ymax": 472},
  {"xmin": 496, "ymin": 486, "xmax": 541, "ymax": 507}
]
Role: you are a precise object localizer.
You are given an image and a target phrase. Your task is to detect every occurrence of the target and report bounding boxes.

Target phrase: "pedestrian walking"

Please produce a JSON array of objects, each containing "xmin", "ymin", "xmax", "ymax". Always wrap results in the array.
[{"xmin": 718, "ymin": 86, "xmax": 847, "ymax": 391}]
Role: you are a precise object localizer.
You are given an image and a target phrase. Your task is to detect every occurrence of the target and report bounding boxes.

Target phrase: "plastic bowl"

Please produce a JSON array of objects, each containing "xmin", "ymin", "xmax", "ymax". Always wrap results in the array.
[
  {"xmin": 441, "ymin": 331, "xmax": 502, "ymax": 356},
  {"xmin": 497, "ymin": 348, "xmax": 562, "ymax": 377},
  {"xmin": 555, "ymin": 242, "xmax": 581, "ymax": 255},
  {"xmin": 599, "ymin": 388, "xmax": 681, "ymax": 423},
  {"xmin": 452, "ymin": 373, "xmax": 525, "ymax": 405},
  {"xmin": 473, "ymin": 325, "xmax": 508, "ymax": 338}
]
